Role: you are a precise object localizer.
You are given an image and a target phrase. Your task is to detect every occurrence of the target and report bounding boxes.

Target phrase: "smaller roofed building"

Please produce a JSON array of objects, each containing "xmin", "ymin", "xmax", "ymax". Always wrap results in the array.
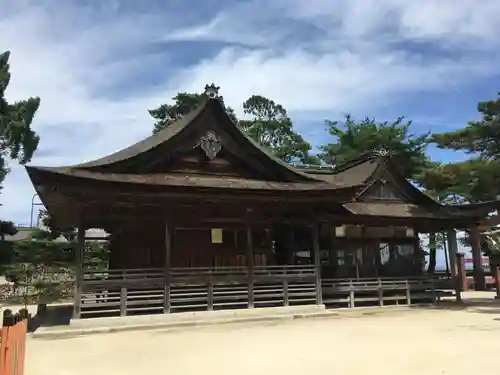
[{"xmin": 25, "ymin": 84, "xmax": 499, "ymax": 319}]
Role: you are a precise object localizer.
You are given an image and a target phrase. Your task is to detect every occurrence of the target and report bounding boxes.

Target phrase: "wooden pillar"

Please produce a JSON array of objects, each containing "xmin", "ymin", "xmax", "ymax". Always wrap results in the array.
[
  {"xmin": 447, "ymin": 229, "xmax": 461, "ymax": 302},
  {"xmin": 163, "ymin": 219, "xmax": 172, "ymax": 313},
  {"xmin": 246, "ymin": 223, "xmax": 254, "ymax": 308},
  {"xmin": 446, "ymin": 230, "xmax": 458, "ymax": 277},
  {"xmin": 469, "ymin": 224, "xmax": 486, "ymax": 290},
  {"xmin": 312, "ymin": 224, "xmax": 323, "ymax": 305},
  {"xmin": 72, "ymin": 225, "xmax": 85, "ymax": 319},
  {"xmin": 414, "ymin": 231, "xmax": 422, "ymax": 274},
  {"xmin": 456, "ymin": 252, "xmax": 467, "ymax": 295}
]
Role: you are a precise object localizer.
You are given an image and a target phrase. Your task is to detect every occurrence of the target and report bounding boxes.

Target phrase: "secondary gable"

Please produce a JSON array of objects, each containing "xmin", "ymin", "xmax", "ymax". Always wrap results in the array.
[{"xmin": 359, "ymin": 180, "xmax": 401, "ymax": 200}]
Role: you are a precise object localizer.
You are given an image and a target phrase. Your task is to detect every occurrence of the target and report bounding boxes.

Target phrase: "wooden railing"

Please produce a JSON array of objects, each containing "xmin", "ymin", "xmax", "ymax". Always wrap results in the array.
[
  {"xmin": 79, "ymin": 265, "xmax": 318, "ymax": 318},
  {"xmin": 321, "ymin": 276, "xmax": 454, "ymax": 308},
  {"xmin": 77, "ymin": 269, "xmax": 454, "ymax": 318},
  {"xmin": 0, "ymin": 317, "xmax": 27, "ymax": 375}
]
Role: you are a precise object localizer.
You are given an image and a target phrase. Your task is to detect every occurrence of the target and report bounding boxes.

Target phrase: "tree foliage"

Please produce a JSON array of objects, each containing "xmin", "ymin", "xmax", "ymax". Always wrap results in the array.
[
  {"xmin": 239, "ymin": 95, "xmax": 318, "ymax": 163},
  {"xmin": 0, "ymin": 51, "xmax": 40, "ymax": 186},
  {"xmin": 149, "ymin": 93, "xmax": 237, "ymax": 134},
  {"xmin": 425, "ymin": 92, "xmax": 500, "ymax": 203},
  {"xmin": 0, "ymin": 51, "xmax": 41, "ymax": 278},
  {"xmin": 0, "ymin": 220, "xmax": 17, "ymax": 238},
  {"xmin": 149, "ymin": 92, "xmax": 317, "ymax": 163},
  {"xmin": 0, "ymin": 218, "xmax": 110, "ymax": 304},
  {"xmin": 419, "ymin": 159, "xmax": 500, "ymax": 203},
  {"xmin": 431, "ymin": 93, "xmax": 500, "ymax": 159},
  {"xmin": 0, "ymin": 227, "xmax": 76, "ymax": 304},
  {"xmin": 319, "ymin": 115, "xmax": 430, "ymax": 179}
]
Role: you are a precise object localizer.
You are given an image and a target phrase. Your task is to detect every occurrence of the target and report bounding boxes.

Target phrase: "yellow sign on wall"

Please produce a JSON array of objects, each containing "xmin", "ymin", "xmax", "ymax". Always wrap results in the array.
[{"xmin": 211, "ymin": 228, "xmax": 223, "ymax": 244}]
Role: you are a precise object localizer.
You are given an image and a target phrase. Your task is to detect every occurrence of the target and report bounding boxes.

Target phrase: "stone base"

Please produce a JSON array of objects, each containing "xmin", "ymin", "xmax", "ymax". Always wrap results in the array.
[
  {"xmin": 70, "ymin": 304, "xmax": 326, "ymax": 329},
  {"xmin": 31, "ymin": 304, "xmax": 327, "ymax": 339}
]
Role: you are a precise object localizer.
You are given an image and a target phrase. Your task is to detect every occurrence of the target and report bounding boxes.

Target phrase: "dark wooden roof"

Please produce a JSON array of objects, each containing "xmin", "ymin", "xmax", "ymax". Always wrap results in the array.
[
  {"xmin": 27, "ymin": 93, "xmax": 326, "ymax": 184},
  {"xmin": 27, "ymin": 166, "xmax": 354, "ymax": 191},
  {"xmin": 304, "ymin": 151, "xmax": 500, "ymax": 220},
  {"xmin": 24, "ymin": 84, "xmax": 500, "ymax": 227},
  {"xmin": 25, "ymin": 88, "xmax": 365, "ymax": 227}
]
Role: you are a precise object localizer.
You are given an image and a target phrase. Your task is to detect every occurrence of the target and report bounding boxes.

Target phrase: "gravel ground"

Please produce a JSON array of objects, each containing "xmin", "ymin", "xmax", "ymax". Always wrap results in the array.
[{"xmin": 26, "ymin": 293, "xmax": 500, "ymax": 375}]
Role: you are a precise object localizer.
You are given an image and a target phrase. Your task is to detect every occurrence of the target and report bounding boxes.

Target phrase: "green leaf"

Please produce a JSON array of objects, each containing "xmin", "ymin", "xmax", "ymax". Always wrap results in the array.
[{"xmin": 318, "ymin": 115, "xmax": 431, "ymax": 180}]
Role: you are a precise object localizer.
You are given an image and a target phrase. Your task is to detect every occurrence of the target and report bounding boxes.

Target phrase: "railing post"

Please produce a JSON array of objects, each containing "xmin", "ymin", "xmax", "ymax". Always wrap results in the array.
[
  {"xmin": 349, "ymin": 279, "xmax": 355, "ymax": 308},
  {"xmin": 246, "ymin": 222, "xmax": 254, "ymax": 309},
  {"xmin": 431, "ymin": 277, "xmax": 437, "ymax": 305},
  {"xmin": 73, "ymin": 225, "xmax": 85, "ymax": 320},
  {"xmin": 312, "ymin": 224, "xmax": 323, "ymax": 305},
  {"xmin": 164, "ymin": 279, "xmax": 171, "ymax": 314},
  {"xmin": 164, "ymin": 219, "xmax": 172, "ymax": 314},
  {"xmin": 207, "ymin": 271, "xmax": 214, "ymax": 311},
  {"xmin": 2, "ymin": 309, "xmax": 15, "ymax": 326},
  {"xmin": 283, "ymin": 279, "xmax": 289, "ymax": 307},
  {"xmin": 120, "ymin": 286, "xmax": 127, "ymax": 316},
  {"xmin": 405, "ymin": 280, "xmax": 411, "ymax": 305},
  {"xmin": 377, "ymin": 278, "xmax": 383, "ymax": 306}
]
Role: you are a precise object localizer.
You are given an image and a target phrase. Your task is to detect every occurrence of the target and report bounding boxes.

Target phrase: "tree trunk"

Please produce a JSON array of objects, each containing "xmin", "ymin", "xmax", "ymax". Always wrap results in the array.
[{"xmin": 427, "ymin": 233, "xmax": 437, "ymax": 274}]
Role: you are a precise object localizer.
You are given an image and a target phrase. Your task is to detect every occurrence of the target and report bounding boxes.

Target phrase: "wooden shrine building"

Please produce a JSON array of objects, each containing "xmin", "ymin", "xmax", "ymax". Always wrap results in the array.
[{"xmin": 26, "ymin": 84, "xmax": 498, "ymax": 319}]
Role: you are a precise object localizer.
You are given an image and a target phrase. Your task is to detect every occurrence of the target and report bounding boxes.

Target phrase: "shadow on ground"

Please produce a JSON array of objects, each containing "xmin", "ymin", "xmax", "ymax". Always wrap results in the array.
[
  {"xmin": 411, "ymin": 296, "xmax": 500, "ymax": 317},
  {"xmin": 29, "ymin": 305, "xmax": 73, "ymax": 332}
]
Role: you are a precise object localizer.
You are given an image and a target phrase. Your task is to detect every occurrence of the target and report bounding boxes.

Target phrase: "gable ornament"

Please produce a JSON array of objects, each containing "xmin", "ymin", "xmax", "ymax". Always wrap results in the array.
[
  {"xmin": 204, "ymin": 83, "xmax": 220, "ymax": 99},
  {"xmin": 374, "ymin": 147, "xmax": 391, "ymax": 157},
  {"xmin": 199, "ymin": 130, "xmax": 222, "ymax": 160}
]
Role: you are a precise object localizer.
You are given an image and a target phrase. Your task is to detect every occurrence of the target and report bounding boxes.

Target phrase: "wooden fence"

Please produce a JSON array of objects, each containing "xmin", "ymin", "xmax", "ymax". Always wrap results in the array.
[
  {"xmin": 0, "ymin": 317, "xmax": 28, "ymax": 375},
  {"xmin": 321, "ymin": 276, "xmax": 454, "ymax": 308},
  {"xmin": 75, "ymin": 267, "xmax": 456, "ymax": 318},
  {"xmin": 78, "ymin": 265, "xmax": 318, "ymax": 318}
]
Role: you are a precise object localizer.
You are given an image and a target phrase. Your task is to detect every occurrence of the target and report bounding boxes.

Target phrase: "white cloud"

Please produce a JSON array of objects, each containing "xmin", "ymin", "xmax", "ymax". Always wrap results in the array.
[
  {"xmin": 1, "ymin": 0, "xmax": 499, "ymax": 224},
  {"xmin": 173, "ymin": 48, "xmax": 491, "ymax": 114},
  {"xmin": 286, "ymin": 0, "xmax": 500, "ymax": 47},
  {"xmin": 398, "ymin": 1, "xmax": 500, "ymax": 47}
]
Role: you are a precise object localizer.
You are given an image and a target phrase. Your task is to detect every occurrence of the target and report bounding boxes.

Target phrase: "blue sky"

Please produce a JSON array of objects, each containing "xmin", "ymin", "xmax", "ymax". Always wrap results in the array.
[{"xmin": 1, "ymin": 0, "xmax": 500, "ymax": 235}]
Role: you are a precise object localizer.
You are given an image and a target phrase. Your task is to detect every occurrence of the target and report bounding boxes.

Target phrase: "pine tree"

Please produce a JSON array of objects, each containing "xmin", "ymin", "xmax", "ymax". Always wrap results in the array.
[{"xmin": 0, "ymin": 51, "xmax": 41, "ymax": 184}]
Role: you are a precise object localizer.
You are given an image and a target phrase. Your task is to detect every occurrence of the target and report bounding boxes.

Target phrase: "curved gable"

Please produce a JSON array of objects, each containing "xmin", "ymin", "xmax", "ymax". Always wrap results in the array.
[{"xmin": 33, "ymin": 86, "xmax": 325, "ymax": 183}]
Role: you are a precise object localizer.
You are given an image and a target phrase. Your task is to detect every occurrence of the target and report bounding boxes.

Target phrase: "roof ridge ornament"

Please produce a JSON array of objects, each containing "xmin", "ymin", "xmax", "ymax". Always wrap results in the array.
[
  {"xmin": 373, "ymin": 147, "xmax": 391, "ymax": 157},
  {"xmin": 199, "ymin": 130, "xmax": 222, "ymax": 160},
  {"xmin": 204, "ymin": 83, "xmax": 221, "ymax": 99}
]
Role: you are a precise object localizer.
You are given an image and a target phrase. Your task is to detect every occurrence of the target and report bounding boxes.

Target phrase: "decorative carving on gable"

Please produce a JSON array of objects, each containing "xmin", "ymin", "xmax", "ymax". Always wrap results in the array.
[
  {"xmin": 199, "ymin": 130, "xmax": 222, "ymax": 160},
  {"xmin": 373, "ymin": 147, "xmax": 391, "ymax": 157},
  {"xmin": 204, "ymin": 83, "xmax": 221, "ymax": 99}
]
